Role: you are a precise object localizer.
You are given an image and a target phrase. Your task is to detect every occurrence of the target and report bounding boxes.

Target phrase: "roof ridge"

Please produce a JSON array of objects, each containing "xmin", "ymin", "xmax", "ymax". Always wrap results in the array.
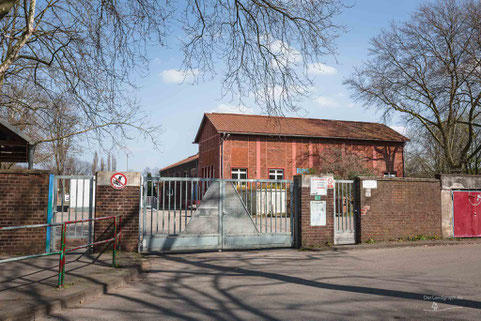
[
  {"xmin": 206, "ymin": 112, "xmax": 384, "ymax": 126},
  {"xmin": 160, "ymin": 153, "xmax": 199, "ymax": 172}
]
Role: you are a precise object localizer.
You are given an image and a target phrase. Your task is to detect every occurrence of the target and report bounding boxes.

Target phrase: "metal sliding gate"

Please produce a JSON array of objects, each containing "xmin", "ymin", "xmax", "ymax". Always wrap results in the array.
[
  {"xmin": 48, "ymin": 175, "xmax": 96, "ymax": 251},
  {"xmin": 140, "ymin": 177, "xmax": 294, "ymax": 252},
  {"xmin": 334, "ymin": 180, "xmax": 357, "ymax": 245}
]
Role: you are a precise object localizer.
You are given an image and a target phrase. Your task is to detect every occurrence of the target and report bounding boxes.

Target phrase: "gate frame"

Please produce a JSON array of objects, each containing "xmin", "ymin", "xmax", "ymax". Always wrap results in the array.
[
  {"xmin": 139, "ymin": 176, "xmax": 294, "ymax": 253},
  {"xmin": 333, "ymin": 179, "xmax": 358, "ymax": 245},
  {"xmin": 48, "ymin": 174, "xmax": 96, "ymax": 252}
]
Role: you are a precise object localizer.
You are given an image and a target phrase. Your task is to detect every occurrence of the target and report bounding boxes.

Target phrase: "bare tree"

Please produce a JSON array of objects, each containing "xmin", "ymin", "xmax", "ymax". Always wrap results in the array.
[
  {"xmin": 346, "ymin": 0, "xmax": 481, "ymax": 173},
  {"xmin": 92, "ymin": 152, "xmax": 98, "ymax": 175},
  {"xmin": 405, "ymin": 123, "xmax": 481, "ymax": 176},
  {"xmin": 0, "ymin": 1, "xmax": 166, "ymax": 156},
  {"xmin": 305, "ymin": 147, "xmax": 375, "ymax": 179},
  {"xmin": 107, "ymin": 153, "xmax": 111, "ymax": 172},
  {"xmin": 0, "ymin": 1, "xmax": 345, "ymax": 133},
  {"xmin": 0, "ymin": 0, "xmax": 346, "ymax": 172},
  {"xmin": 182, "ymin": 0, "xmax": 345, "ymax": 113},
  {"xmin": 100, "ymin": 157, "xmax": 105, "ymax": 171}
]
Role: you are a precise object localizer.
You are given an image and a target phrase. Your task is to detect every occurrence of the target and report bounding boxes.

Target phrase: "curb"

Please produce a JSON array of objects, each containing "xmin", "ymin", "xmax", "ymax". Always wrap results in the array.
[
  {"xmin": 1, "ymin": 258, "xmax": 147, "ymax": 321},
  {"xmin": 302, "ymin": 239, "xmax": 481, "ymax": 252}
]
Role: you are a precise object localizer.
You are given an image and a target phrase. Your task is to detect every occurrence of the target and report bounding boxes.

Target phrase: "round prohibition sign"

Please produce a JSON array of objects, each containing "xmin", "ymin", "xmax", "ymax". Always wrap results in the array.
[{"xmin": 110, "ymin": 172, "xmax": 127, "ymax": 190}]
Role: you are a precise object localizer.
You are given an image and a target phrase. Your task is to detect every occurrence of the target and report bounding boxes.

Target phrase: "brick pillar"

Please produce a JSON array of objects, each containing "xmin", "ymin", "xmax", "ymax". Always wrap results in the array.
[
  {"xmin": 94, "ymin": 172, "xmax": 141, "ymax": 252},
  {"xmin": 293, "ymin": 175, "xmax": 334, "ymax": 248},
  {"xmin": 0, "ymin": 170, "xmax": 50, "ymax": 255}
]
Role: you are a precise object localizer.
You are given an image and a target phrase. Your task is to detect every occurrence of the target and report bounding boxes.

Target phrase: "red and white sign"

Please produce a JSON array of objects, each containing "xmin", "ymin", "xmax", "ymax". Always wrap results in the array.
[
  {"xmin": 110, "ymin": 173, "xmax": 127, "ymax": 190},
  {"xmin": 311, "ymin": 176, "xmax": 334, "ymax": 195},
  {"xmin": 327, "ymin": 177, "xmax": 335, "ymax": 189}
]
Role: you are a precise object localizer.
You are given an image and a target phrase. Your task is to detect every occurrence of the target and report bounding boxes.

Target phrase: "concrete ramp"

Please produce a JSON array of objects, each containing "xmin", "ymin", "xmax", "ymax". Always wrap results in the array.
[
  {"xmin": 182, "ymin": 182, "xmax": 258, "ymax": 235},
  {"xmin": 223, "ymin": 183, "xmax": 259, "ymax": 235},
  {"xmin": 183, "ymin": 182, "xmax": 220, "ymax": 235}
]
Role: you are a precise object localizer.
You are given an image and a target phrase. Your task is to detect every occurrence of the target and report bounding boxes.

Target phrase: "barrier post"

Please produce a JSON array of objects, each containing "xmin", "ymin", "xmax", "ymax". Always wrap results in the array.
[
  {"xmin": 118, "ymin": 216, "xmax": 122, "ymax": 253},
  {"xmin": 112, "ymin": 217, "xmax": 117, "ymax": 268},
  {"xmin": 46, "ymin": 174, "xmax": 55, "ymax": 253},
  {"xmin": 58, "ymin": 223, "xmax": 67, "ymax": 287}
]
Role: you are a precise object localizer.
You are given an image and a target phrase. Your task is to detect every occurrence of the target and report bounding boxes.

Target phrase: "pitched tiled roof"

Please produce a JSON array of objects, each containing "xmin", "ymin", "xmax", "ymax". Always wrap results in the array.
[
  {"xmin": 160, "ymin": 153, "xmax": 199, "ymax": 172},
  {"xmin": 194, "ymin": 113, "xmax": 409, "ymax": 143}
]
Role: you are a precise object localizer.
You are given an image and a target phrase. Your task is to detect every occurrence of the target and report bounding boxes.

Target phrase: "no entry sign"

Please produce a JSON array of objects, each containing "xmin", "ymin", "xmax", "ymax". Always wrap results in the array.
[{"xmin": 110, "ymin": 173, "xmax": 127, "ymax": 190}]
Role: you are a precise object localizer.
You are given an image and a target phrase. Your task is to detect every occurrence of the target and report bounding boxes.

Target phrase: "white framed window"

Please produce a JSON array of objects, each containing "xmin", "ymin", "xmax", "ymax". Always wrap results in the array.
[
  {"xmin": 231, "ymin": 168, "xmax": 247, "ymax": 180},
  {"xmin": 383, "ymin": 171, "xmax": 397, "ymax": 178},
  {"xmin": 269, "ymin": 169, "xmax": 284, "ymax": 180}
]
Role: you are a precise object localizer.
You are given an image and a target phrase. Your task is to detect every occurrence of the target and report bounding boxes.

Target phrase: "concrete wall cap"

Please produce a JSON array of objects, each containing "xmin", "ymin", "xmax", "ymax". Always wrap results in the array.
[
  {"xmin": 96, "ymin": 171, "xmax": 141, "ymax": 187},
  {"xmin": 0, "ymin": 169, "xmax": 51, "ymax": 175},
  {"xmin": 357, "ymin": 176, "xmax": 439, "ymax": 183}
]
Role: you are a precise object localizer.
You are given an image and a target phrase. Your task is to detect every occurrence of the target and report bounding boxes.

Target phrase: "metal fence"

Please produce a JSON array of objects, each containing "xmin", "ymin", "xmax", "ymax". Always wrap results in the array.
[
  {"xmin": 0, "ymin": 215, "xmax": 121, "ymax": 288},
  {"xmin": 50, "ymin": 175, "xmax": 95, "ymax": 251},
  {"xmin": 225, "ymin": 179, "xmax": 292, "ymax": 234},
  {"xmin": 334, "ymin": 180, "xmax": 356, "ymax": 244},
  {"xmin": 140, "ymin": 177, "xmax": 294, "ymax": 252},
  {"xmin": 141, "ymin": 177, "xmax": 293, "ymax": 236}
]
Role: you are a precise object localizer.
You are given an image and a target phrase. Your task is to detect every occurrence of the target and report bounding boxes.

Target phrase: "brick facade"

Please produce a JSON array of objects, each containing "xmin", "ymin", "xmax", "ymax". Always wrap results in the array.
[
  {"xmin": 0, "ymin": 170, "xmax": 49, "ymax": 255},
  {"xmin": 218, "ymin": 135, "xmax": 404, "ymax": 180},
  {"xmin": 357, "ymin": 178, "xmax": 442, "ymax": 242},
  {"xmin": 294, "ymin": 175, "xmax": 334, "ymax": 248},
  {"xmin": 94, "ymin": 172, "xmax": 141, "ymax": 252},
  {"xmin": 198, "ymin": 119, "xmax": 220, "ymax": 178}
]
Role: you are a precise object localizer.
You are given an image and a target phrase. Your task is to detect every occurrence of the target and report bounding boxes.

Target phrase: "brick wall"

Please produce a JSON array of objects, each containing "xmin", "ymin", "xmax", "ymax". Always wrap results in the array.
[
  {"xmin": 94, "ymin": 172, "xmax": 140, "ymax": 252},
  {"xmin": 294, "ymin": 175, "xmax": 334, "ymax": 248},
  {"xmin": 358, "ymin": 178, "xmax": 442, "ymax": 242},
  {"xmin": 0, "ymin": 170, "xmax": 50, "ymax": 255}
]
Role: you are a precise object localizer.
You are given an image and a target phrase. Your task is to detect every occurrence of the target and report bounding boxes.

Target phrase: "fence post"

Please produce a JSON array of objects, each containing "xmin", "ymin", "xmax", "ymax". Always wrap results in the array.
[
  {"xmin": 46, "ymin": 174, "xmax": 55, "ymax": 253},
  {"xmin": 88, "ymin": 176, "xmax": 95, "ymax": 253},
  {"xmin": 118, "ymin": 216, "xmax": 122, "ymax": 253},
  {"xmin": 218, "ymin": 180, "xmax": 224, "ymax": 250},
  {"xmin": 58, "ymin": 223, "xmax": 67, "ymax": 287},
  {"xmin": 112, "ymin": 217, "xmax": 117, "ymax": 268}
]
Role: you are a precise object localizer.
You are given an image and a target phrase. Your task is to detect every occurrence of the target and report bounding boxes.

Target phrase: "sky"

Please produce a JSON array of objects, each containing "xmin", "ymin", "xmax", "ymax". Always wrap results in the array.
[{"xmin": 96, "ymin": 0, "xmax": 427, "ymax": 173}]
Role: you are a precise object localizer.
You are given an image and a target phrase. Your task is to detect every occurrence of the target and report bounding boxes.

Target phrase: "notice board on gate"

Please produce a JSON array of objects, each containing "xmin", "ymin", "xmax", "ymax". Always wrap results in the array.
[{"xmin": 310, "ymin": 201, "xmax": 326, "ymax": 226}]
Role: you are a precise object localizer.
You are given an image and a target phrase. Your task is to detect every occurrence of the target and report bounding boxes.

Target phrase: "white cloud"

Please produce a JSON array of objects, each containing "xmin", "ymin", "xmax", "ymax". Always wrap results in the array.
[
  {"xmin": 315, "ymin": 96, "xmax": 338, "ymax": 107},
  {"xmin": 161, "ymin": 69, "xmax": 199, "ymax": 84},
  {"xmin": 389, "ymin": 125, "xmax": 408, "ymax": 136},
  {"xmin": 307, "ymin": 63, "xmax": 337, "ymax": 76},
  {"xmin": 212, "ymin": 104, "xmax": 255, "ymax": 114}
]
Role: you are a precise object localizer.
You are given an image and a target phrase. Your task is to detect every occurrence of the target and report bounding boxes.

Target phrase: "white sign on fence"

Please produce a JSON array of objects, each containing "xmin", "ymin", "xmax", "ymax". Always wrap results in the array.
[
  {"xmin": 310, "ymin": 201, "xmax": 326, "ymax": 226},
  {"xmin": 310, "ymin": 177, "xmax": 328, "ymax": 196}
]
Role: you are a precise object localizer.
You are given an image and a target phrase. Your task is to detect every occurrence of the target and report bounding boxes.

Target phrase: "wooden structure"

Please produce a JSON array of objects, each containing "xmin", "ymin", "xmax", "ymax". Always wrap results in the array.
[{"xmin": 0, "ymin": 118, "xmax": 35, "ymax": 169}]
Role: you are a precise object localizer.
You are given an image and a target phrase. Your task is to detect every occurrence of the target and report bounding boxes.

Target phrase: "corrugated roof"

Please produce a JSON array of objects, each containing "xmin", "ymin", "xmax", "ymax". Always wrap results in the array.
[
  {"xmin": 194, "ymin": 113, "xmax": 409, "ymax": 143},
  {"xmin": 160, "ymin": 153, "xmax": 199, "ymax": 172}
]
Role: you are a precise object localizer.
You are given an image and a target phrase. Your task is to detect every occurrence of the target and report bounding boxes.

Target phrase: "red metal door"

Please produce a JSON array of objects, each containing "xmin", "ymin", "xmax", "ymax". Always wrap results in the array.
[{"xmin": 453, "ymin": 191, "xmax": 481, "ymax": 237}]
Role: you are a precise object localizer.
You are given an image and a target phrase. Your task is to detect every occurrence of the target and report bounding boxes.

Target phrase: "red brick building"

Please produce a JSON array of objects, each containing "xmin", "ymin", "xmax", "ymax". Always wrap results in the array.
[{"xmin": 193, "ymin": 113, "xmax": 408, "ymax": 180}]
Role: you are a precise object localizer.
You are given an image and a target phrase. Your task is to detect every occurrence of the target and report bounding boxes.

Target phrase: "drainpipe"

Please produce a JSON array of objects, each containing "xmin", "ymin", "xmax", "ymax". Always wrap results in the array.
[
  {"xmin": 219, "ymin": 133, "xmax": 230, "ymax": 179},
  {"xmin": 402, "ymin": 143, "xmax": 406, "ymax": 177}
]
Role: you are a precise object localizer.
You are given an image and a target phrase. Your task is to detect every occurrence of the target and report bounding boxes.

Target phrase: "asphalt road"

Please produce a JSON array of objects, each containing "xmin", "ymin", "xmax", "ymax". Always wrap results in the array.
[{"xmin": 44, "ymin": 244, "xmax": 481, "ymax": 320}]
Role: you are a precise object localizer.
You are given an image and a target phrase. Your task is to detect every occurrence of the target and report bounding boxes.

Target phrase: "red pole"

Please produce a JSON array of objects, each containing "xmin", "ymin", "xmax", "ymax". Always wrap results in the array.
[
  {"xmin": 118, "ymin": 216, "xmax": 122, "ymax": 252},
  {"xmin": 112, "ymin": 216, "xmax": 117, "ymax": 268}
]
